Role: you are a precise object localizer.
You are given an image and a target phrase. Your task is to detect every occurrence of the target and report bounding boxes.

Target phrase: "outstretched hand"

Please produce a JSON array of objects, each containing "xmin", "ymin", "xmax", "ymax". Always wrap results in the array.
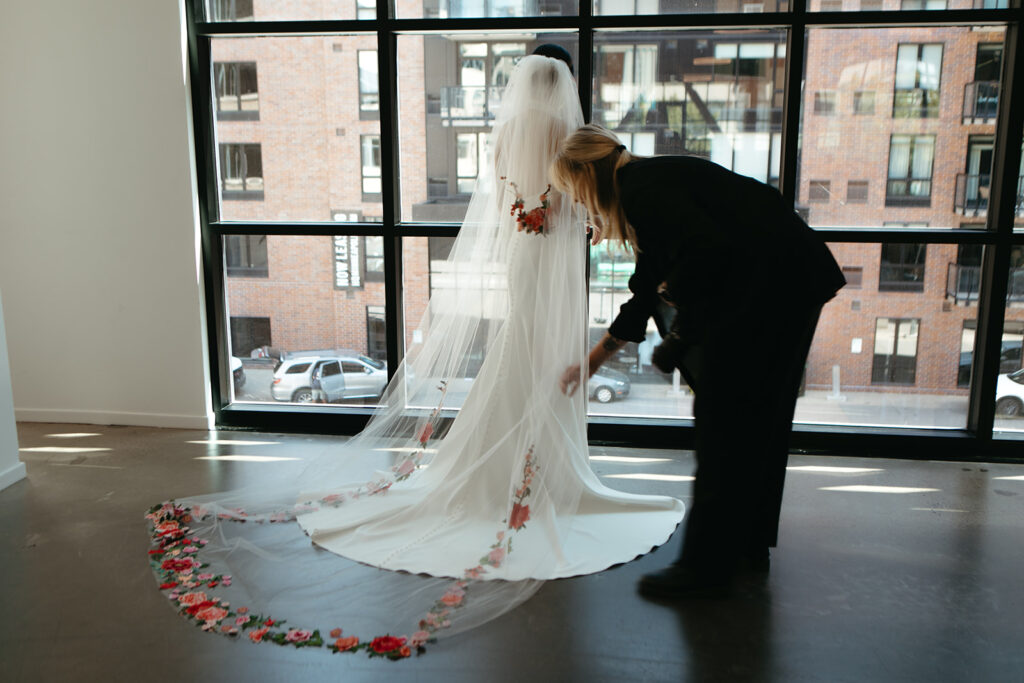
[{"xmin": 559, "ymin": 363, "xmax": 583, "ymax": 397}]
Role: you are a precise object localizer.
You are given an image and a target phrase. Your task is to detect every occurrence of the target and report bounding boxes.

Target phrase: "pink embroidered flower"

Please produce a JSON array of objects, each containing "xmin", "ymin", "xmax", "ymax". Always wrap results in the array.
[
  {"xmin": 441, "ymin": 585, "xmax": 465, "ymax": 606},
  {"xmin": 410, "ymin": 630, "xmax": 431, "ymax": 648},
  {"xmin": 195, "ymin": 605, "xmax": 228, "ymax": 623},
  {"xmin": 285, "ymin": 629, "xmax": 313, "ymax": 643},
  {"xmin": 464, "ymin": 566, "xmax": 483, "ymax": 579},
  {"xmin": 235, "ymin": 616, "xmax": 248, "ymax": 626},
  {"xmin": 154, "ymin": 521, "xmax": 179, "ymax": 535},
  {"xmin": 236, "ymin": 606, "xmax": 248, "ymax": 614},
  {"xmin": 198, "ymin": 573, "xmax": 214, "ymax": 581},
  {"xmin": 334, "ymin": 636, "xmax": 360, "ymax": 652},
  {"xmin": 509, "ymin": 503, "xmax": 531, "ymax": 530},
  {"xmin": 177, "ymin": 592, "xmax": 209, "ymax": 607},
  {"xmin": 329, "ymin": 628, "xmax": 342, "ymax": 639},
  {"xmin": 395, "ymin": 458, "xmax": 416, "ymax": 477},
  {"xmin": 249, "ymin": 626, "xmax": 270, "ymax": 643},
  {"xmin": 488, "ymin": 547, "xmax": 506, "ymax": 567}
]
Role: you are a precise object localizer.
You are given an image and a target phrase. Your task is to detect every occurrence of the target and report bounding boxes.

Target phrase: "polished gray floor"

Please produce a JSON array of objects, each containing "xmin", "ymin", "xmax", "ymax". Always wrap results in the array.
[{"xmin": 2, "ymin": 422, "xmax": 1023, "ymax": 682}]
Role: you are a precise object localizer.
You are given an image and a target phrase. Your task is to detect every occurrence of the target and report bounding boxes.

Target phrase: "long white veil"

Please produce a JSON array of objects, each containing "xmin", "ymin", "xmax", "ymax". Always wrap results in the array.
[{"xmin": 146, "ymin": 56, "xmax": 682, "ymax": 658}]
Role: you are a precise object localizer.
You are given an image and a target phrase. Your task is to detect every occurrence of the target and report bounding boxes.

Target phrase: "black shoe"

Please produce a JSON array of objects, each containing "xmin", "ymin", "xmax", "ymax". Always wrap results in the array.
[{"xmin": 638, "ymin": 563, "xmax": 733, "ymax": 600}]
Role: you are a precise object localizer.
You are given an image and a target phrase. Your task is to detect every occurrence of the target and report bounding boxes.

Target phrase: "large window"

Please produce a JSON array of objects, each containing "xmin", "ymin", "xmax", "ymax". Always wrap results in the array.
[{"xmin": 191, "ymin": 1, "xmax": 1024, "ymax": 452}]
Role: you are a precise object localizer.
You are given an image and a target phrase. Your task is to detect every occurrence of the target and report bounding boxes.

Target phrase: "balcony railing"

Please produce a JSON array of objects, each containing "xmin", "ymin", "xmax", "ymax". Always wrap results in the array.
[
  {"xmin": 947, "ymin": 263, "xmax": 1024, "ymax": 305},
  {"xmin": 963, "ymin": 81, "xmax": 999, "ymax": 123},
  {"xmin": 954, "ymin": 172, "xmax": 990, "ymax": 217},
  {"xmin": 439, "ymin": 86, "xmax": 505, "ymax": 127}
]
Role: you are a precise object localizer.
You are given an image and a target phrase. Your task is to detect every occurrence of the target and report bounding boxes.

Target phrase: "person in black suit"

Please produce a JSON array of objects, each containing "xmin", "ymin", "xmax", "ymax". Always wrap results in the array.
[{"xmin": 553, "ymin": 124, "xmax": 846, "ymax": 597}]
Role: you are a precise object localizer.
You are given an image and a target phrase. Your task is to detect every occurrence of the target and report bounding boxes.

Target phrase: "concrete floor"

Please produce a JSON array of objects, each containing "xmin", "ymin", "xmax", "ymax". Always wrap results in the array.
[{"xmin": 2, "ymin": 422, "xmax": 1024, "ymax": 682}]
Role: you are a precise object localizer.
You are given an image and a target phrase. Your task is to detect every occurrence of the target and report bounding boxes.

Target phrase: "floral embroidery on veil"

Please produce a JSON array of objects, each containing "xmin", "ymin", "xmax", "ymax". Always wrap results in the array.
[{"xmin": 503, "ymin": 178, "xmax": 551, "ymax": 235}]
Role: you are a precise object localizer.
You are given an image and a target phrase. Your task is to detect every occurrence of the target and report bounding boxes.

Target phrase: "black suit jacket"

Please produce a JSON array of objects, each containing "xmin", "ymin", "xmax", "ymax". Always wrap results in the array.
[{"xmin": 607, "ymin": 156, "xmax": 846, "ymax": 346}]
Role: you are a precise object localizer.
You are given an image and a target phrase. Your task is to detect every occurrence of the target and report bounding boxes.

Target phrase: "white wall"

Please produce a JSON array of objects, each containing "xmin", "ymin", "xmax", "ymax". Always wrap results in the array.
[{"xmin": 0, "ymin": 1, "xmax": 211, "ymax": 429}]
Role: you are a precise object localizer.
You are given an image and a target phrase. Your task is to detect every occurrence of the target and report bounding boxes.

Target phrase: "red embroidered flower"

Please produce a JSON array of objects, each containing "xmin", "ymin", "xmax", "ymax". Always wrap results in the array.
[
  {"xmin": 194, "ymin": 606, "xmax": 229, "ymax": 623},
  {"xmin": 399, "ymin": 646, "xmax": 412, "ymax": 658},
  {"xmin": 329, "ymin": 628, "xmax": 342, "ymax": 639},
  {"xmin": 417, "ymin": 423, "xmax": 433, "ymax": 444},
  {"xmin": 509, "ymin": 503, "xmax": 531, "ymax": 530},
  {"xmin": 159, "ymin": 582, "xmax": 178, "ymax": 590},
  {"xmin": 185, "ymin": 600, "xmax": 217, "ymax": 616},
  {"xmin": 370, "ymin": 635, "xmax": 407, "ymax": 653},
  {"xmin": 249, "ymin": 626, "xmax": 270, "ymax": 643}
]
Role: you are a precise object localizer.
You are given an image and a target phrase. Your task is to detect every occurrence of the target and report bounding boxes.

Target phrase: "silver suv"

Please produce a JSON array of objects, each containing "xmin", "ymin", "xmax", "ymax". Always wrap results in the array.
[{"xmin": 271, "ymin": 352, "xmax": 387, "ymax": 403}]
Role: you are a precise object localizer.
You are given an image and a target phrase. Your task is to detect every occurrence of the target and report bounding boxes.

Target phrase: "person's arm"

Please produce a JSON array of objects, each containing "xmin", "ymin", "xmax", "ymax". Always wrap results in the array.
[{"xmin": 559, "ymin": 332, "xmax": 626, "ymax": 397}]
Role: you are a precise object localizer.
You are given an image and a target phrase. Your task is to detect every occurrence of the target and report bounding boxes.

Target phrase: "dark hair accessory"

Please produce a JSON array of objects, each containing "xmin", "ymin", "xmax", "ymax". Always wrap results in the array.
[{"xmin": 616, "ymin": 144, "xmax": 626, "ymax": 151}]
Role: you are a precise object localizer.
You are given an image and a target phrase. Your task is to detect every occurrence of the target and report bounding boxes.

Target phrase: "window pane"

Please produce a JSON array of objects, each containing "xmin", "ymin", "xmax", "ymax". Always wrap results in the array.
[
  {"xmin": 594, "ymin": 0, "xmax": 788, "ymax": 14},
  {"xmin": 224, "ymin": 235, "xmax": 389, "ymax": 406},
  {"xmin": 397, "ymin": 33, "xmax": 577, "ymax": 223},
  {"xmin": 807, "ymin": 0, "xmax": 975, "ymax": 10},
  {"xmin": 401, "ymin": 0, "xmax": 578, "ymax": 18},
  {"xmin": 800, "ymin": 27, "xmax": 1006, "ymax": 229},
  {"xmin": 594, "ymin": 30, "xmax": 786, "ymax": 186},
  {"xmin": 792, "ymin": 242, "xmax": 975, "ymax": 429},
  {"xmin": 205, "ymin": 0, "xmax": 371, "ymax": 21},
  {"xmin": 212, "ymin": 36, "xmax": 382, "ymax": 222},
  {"xmin": 996, "ymin": 245, "xmax": 1024, "ymax": 435}
]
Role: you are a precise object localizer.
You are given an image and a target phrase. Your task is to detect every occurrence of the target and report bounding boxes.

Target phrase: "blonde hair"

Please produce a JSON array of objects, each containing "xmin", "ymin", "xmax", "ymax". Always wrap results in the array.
[{"xmin": 550, "ymin": 124, "xmax": 638, "ymax": 248}]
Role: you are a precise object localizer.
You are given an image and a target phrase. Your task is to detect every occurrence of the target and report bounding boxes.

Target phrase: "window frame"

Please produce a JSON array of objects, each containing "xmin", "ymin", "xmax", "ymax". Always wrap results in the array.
[{"xmin": 186, "ymin": 0, "xmax": 1024, "ymax": 462}]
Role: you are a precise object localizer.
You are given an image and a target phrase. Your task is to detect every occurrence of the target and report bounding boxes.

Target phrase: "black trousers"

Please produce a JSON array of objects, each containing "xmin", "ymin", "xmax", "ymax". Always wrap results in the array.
[{"xmin": 675, "ymin": 301, "xmax": 823, "ymax": 575}]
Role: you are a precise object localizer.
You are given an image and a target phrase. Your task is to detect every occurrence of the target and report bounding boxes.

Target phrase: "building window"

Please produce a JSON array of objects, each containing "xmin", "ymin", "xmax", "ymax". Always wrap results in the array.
[
  {"xmin": 820, "ymin": 0, "xmax": 843, "ymax": 9},
  {"xmin": 853, "ymin": 90, "xmax": 875, "ymax": 115},
  {"xmin": 214, "ymin": 62, "xmax": 258, "ymax": 120},
  {"xmin": 366, "ymin": 306, "xmax": 387, "ymax": 362},
  {"xmin": 859, "ymin": 0, "xmax": 882, "ymax": 8},
  {"xmin": 360, "ymin": 135, "xmax": 382, "ymax": 200},
  {"xmin": 886, "ymin": 134, "xmax": 934, "ymax": 206},
  {"xmin": 893, "ymin": 43, "xmax": 942, "ymax": 119},
  {"xmin": 225, "ymin": 235, "xmax": 268, "ymax": 277},
  {"xmin": 211, "ymin": 0, "xmax": 253, "ymax": 20},
  {"xmin": 879, "ymin": 243, "xmax": 926, "ymax": 292},
  {"xmin": 456, "ymin": 132, "xmax": 489, "ymax": 194},
  {"xmin": 230, "ymin": 316, "xmax": 271, "ymax": 358},
  {"xmin": 219, "ymin": 143, "xmax": 263, "ymax": 199},
  {"xmin": 809, "ymin": 180, "xmax": 831, "ymax": 203},
  {"xmin": 846, "ymin": 180, "xmax": 869, "ymax": 204},
  {"xmin": 814, "ymin": 91, "xmax": 836, "ymax": 115},
  {"xmin": 358, "ymin": 50, "xmax": 379, "ymax": 119},
  {"xmin": 900, "ymin": 0, "xmax": 947, "ymax": 7},
  {"xmin": 333, "ymin": 235, "xmax": 363, "ymax": 289},
  {"xmin": 841, "ymin": 266, "xmax": 863, "ymax": 288},
  {"xmin": 365, "ymin": 236, "xmax": 385, "ymax": 282},
  {"xmin": 356, "ymin": 0, "xmax": 375, "ymax": 19},
  {"xmin": 872, "ymin": 318, "xmax": 920, "ymax": 385}
]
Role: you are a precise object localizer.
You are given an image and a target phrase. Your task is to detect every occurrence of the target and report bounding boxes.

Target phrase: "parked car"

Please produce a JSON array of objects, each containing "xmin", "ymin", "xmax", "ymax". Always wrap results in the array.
[
  {"xmin": 589, "ymin": 367, "xmax": 630, "ymax": 403},
  {"xmin": 995, "ymin": 368, "xmax": 1024, "ymax": 417},
  {"xmin": 958, "ymin": 342, "xmax": 1022, "ymax": 386},
  {"xmin": 271, "ymin": 352, "xmax": 387, "ymax": 403},
  {"xmin": 230, "ymin": 356, "xmax": 245, "ymax": 393}
]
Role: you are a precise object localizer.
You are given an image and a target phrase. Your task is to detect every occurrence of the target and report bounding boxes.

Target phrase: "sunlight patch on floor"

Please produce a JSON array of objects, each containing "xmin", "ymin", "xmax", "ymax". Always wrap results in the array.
[
  {"xmin": 187, "ymin": 439, "xmax": 282, "ymax": 446},
  {"xmin": 45, "ymin": 432, "xmax": 102, "ymax": 438},
  {"xmin": 788, "ymin": 465, "xmax": 884, "ymax": 474},
  {"xmin": 820, "ymin": 485, "xmax": 939, "ymax": 494},
  {"xmin": 20, "ymin": 447, "xmax": 112, "ymax": 454},
  {"xmin": 603, "ymin": 473, "xmax": 695, "ymax": 482},
  {"xmin": 590, "ymin": 455, "xmax": 673, "ymax": 464},
  {"xmin": 195, "ymin": 455, "xmax": 301, "ymax": 462}
]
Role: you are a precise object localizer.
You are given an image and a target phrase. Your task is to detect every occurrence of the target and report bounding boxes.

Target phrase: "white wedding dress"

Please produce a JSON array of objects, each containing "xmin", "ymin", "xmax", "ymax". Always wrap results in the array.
[{"xmin": 146, "ymin": 56, "xmax": 683, "ymax": 655}]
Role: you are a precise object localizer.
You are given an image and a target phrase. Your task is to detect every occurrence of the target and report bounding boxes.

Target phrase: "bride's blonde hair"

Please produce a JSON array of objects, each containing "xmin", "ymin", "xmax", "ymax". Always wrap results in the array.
[{"xmin": 550, "ymin": 124, "xmax": 639, "ymax": 248}]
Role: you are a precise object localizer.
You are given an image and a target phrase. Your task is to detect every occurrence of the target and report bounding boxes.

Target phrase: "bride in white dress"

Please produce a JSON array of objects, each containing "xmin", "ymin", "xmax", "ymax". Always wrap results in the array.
[{"xmin": 146, "ymin": 54, "xmax": 683, "ymax": 657}]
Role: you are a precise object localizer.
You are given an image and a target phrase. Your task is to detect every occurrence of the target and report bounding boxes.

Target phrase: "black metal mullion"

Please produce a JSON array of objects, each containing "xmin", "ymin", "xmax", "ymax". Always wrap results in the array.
[
  {"xmin": 579, "ymin": 0, "xmax": 594, "ymax": 123},
  {"xmin": 187, "ymin": 1, "xmax": 231, "ymax": 418},
  {"xmin": 377, "ymin": 9, "xmax": 404, "ymax": 378},
  {"xmin": 780, "ymin": 0, "xmax": 807, "ymax": 208},
  {"xmin": 968, "ymin": 21, "xmax": 1024, "ymax": 439}
]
